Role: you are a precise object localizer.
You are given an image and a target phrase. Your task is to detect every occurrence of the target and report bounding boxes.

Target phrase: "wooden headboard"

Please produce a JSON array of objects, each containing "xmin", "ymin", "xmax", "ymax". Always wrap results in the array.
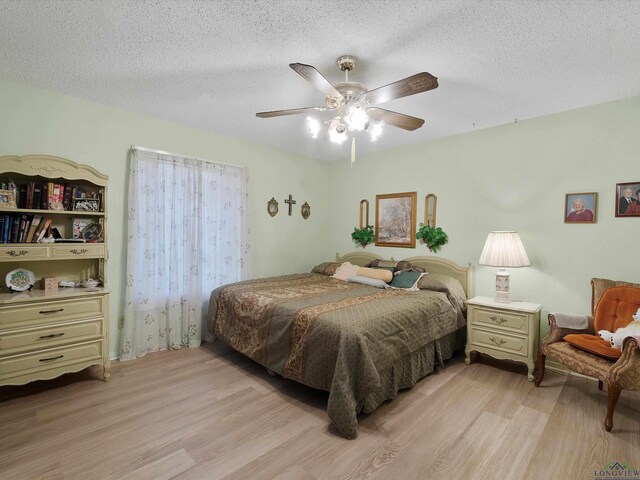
[{"xmin": 335, "ymin": 252, "xmax": 473, "ymax": 297}]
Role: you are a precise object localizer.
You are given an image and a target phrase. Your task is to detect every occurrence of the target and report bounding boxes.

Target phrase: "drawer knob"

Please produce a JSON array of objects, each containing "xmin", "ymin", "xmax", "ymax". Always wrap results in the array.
[
  {"xmin": 7, "ymin": 249, "xmax": 29, "ymax": 257},
  {"xmin": 489, "ymin": 337, "xmax": 507, "ymax": 347},
  {"xmin": 39, "ymin": 332, "xmax": 65, "ymax": 339},
  {"xmin": 489, "ymin": 315, "xmax": 507, "ymax": 325},
  {"xmin": 39, "ymin": 308, "xmax": 64, "ymax": 315},
  {"xmin": 70, "ymin": 248, "xmax": 88, "ymax": 255},
  {"xmin": 39, "ymin": 355, "xmax": 64, "ymax": 362}
]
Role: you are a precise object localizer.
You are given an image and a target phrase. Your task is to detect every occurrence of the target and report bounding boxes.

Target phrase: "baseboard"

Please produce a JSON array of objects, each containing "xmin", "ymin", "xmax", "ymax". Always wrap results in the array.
[{"xmin": 546, "ymin": 359, "xmax": 569, "ymax": 375}]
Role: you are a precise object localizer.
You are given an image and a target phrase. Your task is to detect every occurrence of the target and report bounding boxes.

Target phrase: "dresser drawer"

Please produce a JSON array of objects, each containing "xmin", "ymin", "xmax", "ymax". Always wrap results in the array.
[
  {"xmin": 0, "ymin": 340, "xmax": 102, "ymax": 379},
  {"xmin": 470, "ymin": 328, "xmax": 528, "ymax": 357},
  {"xmin": 471, "ymin": 307, "xmax": 529, "ymax": 334},
  {"xmin": 0, "ymin": 246, "xmax": 49, "ymax": 261},
  {"xmin": 51, "ymin": 244, "xmax": 105, "ymax": 259},
  {"xmin": 0, "ymin": 297, "xmax": 104, "ymax": 329},
  {"xmin": 0, "ymin": 319, "xmax": 103, "ymax": 355}
]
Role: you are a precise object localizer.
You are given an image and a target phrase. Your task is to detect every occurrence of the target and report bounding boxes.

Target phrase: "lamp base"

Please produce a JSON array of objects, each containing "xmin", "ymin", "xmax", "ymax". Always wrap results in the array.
[{"xmin": 494, "ymin": 268, "xmax": 511, "ymax": 303}]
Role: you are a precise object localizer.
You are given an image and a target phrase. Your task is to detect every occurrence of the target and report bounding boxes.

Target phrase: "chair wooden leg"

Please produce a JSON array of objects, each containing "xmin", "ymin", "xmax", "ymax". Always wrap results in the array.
[
  {"xmin": 604, "ymin": 383, "xmax": 622, "ymax": 432},
  {"xmin": 598, "ymin": 380, "xmax": 603, "ymax": 391},
  {"xmin": 534, "ymin": 349, "xmax": 546, "ymax": 387}
]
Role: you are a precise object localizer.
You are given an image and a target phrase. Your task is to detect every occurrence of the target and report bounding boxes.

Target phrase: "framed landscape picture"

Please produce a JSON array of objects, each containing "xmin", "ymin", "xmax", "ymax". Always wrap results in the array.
[
  {"xmin": 564, "ymin": 192, "xmax": 597, "ymax": 224},
  {"xmin": 375, "ymin": 191, "xmax": 417, "ymax": 248},
  {"xmin": 616, "ymin": 181, "xmax": 640, "ymax": 217}
]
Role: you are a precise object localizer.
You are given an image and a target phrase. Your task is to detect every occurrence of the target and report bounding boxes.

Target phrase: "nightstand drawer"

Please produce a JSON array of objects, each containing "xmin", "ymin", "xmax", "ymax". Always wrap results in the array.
[
  {"xmin": 472, "ymin": 307, "xmax": 528, "ymax": 334},
  {"xmin": 470, "ymin": 328, "xmax": 528, "ymax": 357},
  {"xmin": 0, "ymin": 319, "xmax": 103, "ymax": 355},
  {"xmin": 0, "ymin": 340, "xmax": 102, "ymax": 378},
  {"xmin": 0, "ymin": 297, "xmax": 104, "ymax": 329}
]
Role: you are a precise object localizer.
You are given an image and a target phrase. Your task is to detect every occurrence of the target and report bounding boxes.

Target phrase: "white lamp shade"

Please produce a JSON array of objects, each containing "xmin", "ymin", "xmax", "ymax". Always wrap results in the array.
[{"xmin": 479, "ymin": 231, "xmax": 530, "ymax": 268}]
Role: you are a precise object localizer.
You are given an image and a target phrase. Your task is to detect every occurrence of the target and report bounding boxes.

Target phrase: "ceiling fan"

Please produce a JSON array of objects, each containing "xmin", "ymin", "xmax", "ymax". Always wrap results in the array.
[{"xmin": 256, "ymin": 55, "xmax": 438, "ymax": 161}]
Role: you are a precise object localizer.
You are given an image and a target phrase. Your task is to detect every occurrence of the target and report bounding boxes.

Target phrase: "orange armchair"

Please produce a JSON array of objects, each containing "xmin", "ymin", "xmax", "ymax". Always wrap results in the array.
[{"xmin": 535, "ymin": 279, "xmax": 640, "ymax": 431}]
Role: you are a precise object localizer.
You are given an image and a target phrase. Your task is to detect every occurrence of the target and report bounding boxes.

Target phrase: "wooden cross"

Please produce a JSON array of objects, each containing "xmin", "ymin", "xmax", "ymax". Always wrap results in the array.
[{"xmin": 284, "ymin": 194, "xmax": 296, "ymax": 216}]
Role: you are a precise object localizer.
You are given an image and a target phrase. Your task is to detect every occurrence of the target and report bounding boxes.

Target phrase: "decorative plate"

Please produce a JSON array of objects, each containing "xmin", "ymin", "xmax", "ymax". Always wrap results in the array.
[
  {"xmin": 82, "ymin": 223, "xmax": 103, "ymax": 242},
  {"xmin": 6, "ymin": 268, "xmax": 35, "ymax": 292}
]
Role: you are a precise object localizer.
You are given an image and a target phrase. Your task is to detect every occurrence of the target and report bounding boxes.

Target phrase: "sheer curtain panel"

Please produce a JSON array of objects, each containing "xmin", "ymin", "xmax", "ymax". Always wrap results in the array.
[{"xmin": 120, "ymin": 148, "xmax": 250, "ymax": 360}]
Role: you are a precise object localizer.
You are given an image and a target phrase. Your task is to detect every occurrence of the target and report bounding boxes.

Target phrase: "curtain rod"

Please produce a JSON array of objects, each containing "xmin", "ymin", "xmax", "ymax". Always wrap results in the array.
[{"xmin": 130, "ymin": 145, "xmax": 244, "ymax": 169}]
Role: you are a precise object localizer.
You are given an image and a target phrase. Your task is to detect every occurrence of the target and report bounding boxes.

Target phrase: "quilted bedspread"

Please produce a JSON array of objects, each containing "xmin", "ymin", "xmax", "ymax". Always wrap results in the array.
[{"xmin": 207, "ymin": 273, "xmax": 465, "ymax": 438}]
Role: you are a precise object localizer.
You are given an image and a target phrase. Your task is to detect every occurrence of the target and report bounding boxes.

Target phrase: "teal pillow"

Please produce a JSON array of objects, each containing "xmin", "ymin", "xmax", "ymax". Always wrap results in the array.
[{"xmin": 390, "ymin": 271, "xmax": 422, "ymax": 289}]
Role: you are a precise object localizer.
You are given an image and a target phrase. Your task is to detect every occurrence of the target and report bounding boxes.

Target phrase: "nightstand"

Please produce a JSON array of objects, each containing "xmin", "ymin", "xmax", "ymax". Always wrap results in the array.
[{"xmin": 465, "ymin": 296, "xmax": 542, "ymax": 381}]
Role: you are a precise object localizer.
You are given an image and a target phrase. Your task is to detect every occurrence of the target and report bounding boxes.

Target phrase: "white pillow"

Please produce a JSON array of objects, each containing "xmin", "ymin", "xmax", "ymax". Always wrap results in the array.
[
  {"xmin": 347, "ymin": 275, "xmax": 388, "ymax": 289},
  {"xmin": 332, "ymin": 262, "xmax": 359, "ymax": 280}
]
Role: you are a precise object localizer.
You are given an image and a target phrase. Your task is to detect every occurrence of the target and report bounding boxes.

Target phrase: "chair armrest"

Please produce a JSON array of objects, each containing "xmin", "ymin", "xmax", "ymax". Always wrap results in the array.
[
  {"xmin": 609, "ymin": 337, "xmax": 640, "ymax": 390},
  {"xmin": 541, "ymin": 313, "xmax": 594, "ymax": 346}
]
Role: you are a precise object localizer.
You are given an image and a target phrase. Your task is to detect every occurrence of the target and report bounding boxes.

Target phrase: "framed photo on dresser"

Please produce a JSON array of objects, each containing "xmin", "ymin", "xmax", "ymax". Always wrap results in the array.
[{"xmin": 616, "ymin": 181, "xmax": 640, "ymax": 217}]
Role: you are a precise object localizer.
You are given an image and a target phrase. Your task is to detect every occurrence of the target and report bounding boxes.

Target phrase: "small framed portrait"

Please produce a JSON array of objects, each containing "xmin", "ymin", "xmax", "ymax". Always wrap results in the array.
[
  {"xmin": 73, "ymin": 198, "xmax": 100, "ymax": 212},
  {"xmin": 0, "ymin": 189, "xmax": 17, "ymax": 208},
  {"xmin": 301, "ymin": 202, "xmax": 311, "ymax": 220},
  {"xmin": 616, "ymin": 181, "xmax": 640, "ymax": 217},
  {"xmin": 565, "ymin": 192, "xmax": 597, "ymax": 224},
  {"xmin": 375, "ymin": 191, "xmax": 417, "ymax": 247}
]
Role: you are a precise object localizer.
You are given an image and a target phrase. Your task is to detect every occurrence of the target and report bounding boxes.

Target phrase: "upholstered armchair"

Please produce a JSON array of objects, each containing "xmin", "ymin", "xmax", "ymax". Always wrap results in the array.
[{"xmin": 535, "ymin": 278, "xmax": 640, "ymax": 431}]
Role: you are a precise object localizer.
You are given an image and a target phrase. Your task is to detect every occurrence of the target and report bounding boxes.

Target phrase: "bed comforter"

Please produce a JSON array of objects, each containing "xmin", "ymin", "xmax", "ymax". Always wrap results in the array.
[{"xmin": 207, "ymin": 272, "xmax": 466, "ymax": 438}]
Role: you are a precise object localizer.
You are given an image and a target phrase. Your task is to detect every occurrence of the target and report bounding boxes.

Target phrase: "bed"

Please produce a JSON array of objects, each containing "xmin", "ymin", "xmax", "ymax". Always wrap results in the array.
[{"xmin": 207, "ymin": 252, "xmax": 472, "ymax": 438}]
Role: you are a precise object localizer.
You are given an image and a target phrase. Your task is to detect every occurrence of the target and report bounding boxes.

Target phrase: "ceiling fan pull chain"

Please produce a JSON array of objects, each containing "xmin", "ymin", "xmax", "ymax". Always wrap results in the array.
[{"xmin": 351, "ymin": 137, "xmax": 356, "ymax": 167}]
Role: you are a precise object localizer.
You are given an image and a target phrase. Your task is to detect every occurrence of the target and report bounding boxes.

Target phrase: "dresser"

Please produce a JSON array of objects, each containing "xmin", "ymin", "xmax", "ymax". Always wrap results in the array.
[
  {"xmin": 0, "ymin": 155, "xmax": 109, "ymax": 386},
  {"xmin": 465, "ymin": 296, "xmax": 542, "ymax": 381}
]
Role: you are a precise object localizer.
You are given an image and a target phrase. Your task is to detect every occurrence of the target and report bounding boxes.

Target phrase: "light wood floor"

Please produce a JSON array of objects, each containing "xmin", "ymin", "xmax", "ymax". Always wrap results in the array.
[{"xmin": 1, "ymin": 343, "xmax": 639, "ymax": 480}]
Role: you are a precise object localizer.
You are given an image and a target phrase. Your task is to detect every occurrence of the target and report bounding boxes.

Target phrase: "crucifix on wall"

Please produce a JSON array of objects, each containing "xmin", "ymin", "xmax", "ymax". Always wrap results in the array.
[{"xmin": 284, "ymin": 194, "xmax": 296, "ymax": 216}]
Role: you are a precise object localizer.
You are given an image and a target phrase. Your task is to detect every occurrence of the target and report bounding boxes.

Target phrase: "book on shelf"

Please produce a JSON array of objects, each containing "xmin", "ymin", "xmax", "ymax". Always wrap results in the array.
[
  {"xmin": 17, "ymin": 184, "xmax": 27, "ymax": 209},
  {"xmin": 35, "ymin": 218, "xmax": 53, "ymax": 243},
  {"xmin": 40, "ymin": 182, "xmax": 49, "ymax": 209},
  {"xmin": 2, "ymin": 215, "xmax": 11, "ymax": 243},
  {"xmin": 24, "ymin": 214, "xmax": 42, "ymax": 243},
  {"xmin": 17, "ymin": 214, "xmax": 28, "ymax": 243},
  {"xmin": 10, "ymin": 215, "xmax": 20, "ymax": 243},
  {"xmin": 32, "ymin": 183, "xmax": 42, "ymax": 209}
]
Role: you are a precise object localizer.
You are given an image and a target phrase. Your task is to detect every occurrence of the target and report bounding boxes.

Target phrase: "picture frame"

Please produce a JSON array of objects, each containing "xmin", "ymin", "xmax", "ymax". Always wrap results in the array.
[
  {"xmin": 300, "ymin": 202, "xmax": 311, "ymax": 220},
  {"xmin": 0, "ymin": 189, "xmax": 17, "ymax": 209},
  {"xmin": 564, "ymin": 192, "xmax": 597, "ymax": 224},
  {"xmin": 615, "ymin": 181, "xmax": 640, "ymax": 217},
  {"xmin": 267, "ymin": 197, "xmax": 278, "ymax": 217},
  {"xmin": 73, "ymin": 198, "xmax": 100, "ymax": 212},
  {"xmin": 375, "ymin": 191, "xmax": 417, "ymax": 248}
]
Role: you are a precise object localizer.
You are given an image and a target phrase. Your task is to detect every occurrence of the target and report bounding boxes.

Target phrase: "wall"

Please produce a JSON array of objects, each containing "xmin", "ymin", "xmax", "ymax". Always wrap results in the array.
[
  {"xmin": 0, "ymin": 79, "xmax": 331, "ymax": 358},
  {"xmin": 327, "ymin": 96, "xmax": 640, "ymax": 328}
]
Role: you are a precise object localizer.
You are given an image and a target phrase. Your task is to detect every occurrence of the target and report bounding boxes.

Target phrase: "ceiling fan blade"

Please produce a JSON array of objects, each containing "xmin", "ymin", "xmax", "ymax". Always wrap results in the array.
[
  {"xmin": 363, "ymin": 72, "xmax": 438, "ymax": 105},
  {"xmin": 256, "ymin": 106, "xmax": 328, "ymax": 118},
  {"xmin": 289, "ymin": 63, "xmax": 343, "ymax": 99},
  {"xmin": 367, "ymin": 108, "xmax": 425, "ymax": 131}
]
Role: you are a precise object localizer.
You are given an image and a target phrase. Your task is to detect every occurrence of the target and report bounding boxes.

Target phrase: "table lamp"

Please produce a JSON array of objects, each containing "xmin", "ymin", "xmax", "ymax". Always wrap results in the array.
[{"xmin": 479, "ymin": 231, "xmax": 530, "ymax": 303}]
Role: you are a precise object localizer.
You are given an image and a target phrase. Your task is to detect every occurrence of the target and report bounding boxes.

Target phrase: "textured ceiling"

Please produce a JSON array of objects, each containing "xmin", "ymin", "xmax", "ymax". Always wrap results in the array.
[{"xmin": 1, "ymin": 1, "xmax": 639, "ymax": 161}]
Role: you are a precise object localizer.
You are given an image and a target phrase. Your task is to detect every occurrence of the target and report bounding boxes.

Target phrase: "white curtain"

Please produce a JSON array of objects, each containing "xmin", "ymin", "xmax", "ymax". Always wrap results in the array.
[{"xmin": 120, "ymin": 149, "xmax": 250, "ymax": 360}]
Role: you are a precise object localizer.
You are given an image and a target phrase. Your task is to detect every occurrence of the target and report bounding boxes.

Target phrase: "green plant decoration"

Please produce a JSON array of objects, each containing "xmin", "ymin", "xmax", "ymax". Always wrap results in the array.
[
  {"xmin": 351, "ymin": 225, "xmax": 375, "ymax": 248},
  {"xmin": 416, "ymin": 223, "xmax": 448, "ymax": 253}
]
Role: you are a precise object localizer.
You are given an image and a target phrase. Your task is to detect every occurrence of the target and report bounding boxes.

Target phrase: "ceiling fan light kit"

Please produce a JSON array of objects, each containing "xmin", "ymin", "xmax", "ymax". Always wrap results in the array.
[{"xmin": 257, "ymin": 55, "xmax": 438, "ymax": 163}]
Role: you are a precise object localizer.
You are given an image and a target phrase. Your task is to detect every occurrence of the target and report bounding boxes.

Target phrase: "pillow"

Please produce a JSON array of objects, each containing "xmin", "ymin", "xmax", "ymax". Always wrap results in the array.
[
  {"xmin": 564, "ymin": 333, "xmax": 622, "ymax": 361},
  {"xmin": 332, "ymin": 262, "xmax": 360, "ymax": 280},
  {"xmin": 312, "ymin": 262, "xmax": 341, "ymax": 276},
  {"xmin": 356, "ymin": 266, "xmax": 393, "ymax": 283},
  {"xmin": 389, "ymin": 271, "xmax": 424, "ymax": 290},
  {"xmin": 417, "ymin": 273, "xmax": 468, "ymax": 315},
  {"xmin": 347, "ymin": 275, "xmax": 387, "ymax": 289}
]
